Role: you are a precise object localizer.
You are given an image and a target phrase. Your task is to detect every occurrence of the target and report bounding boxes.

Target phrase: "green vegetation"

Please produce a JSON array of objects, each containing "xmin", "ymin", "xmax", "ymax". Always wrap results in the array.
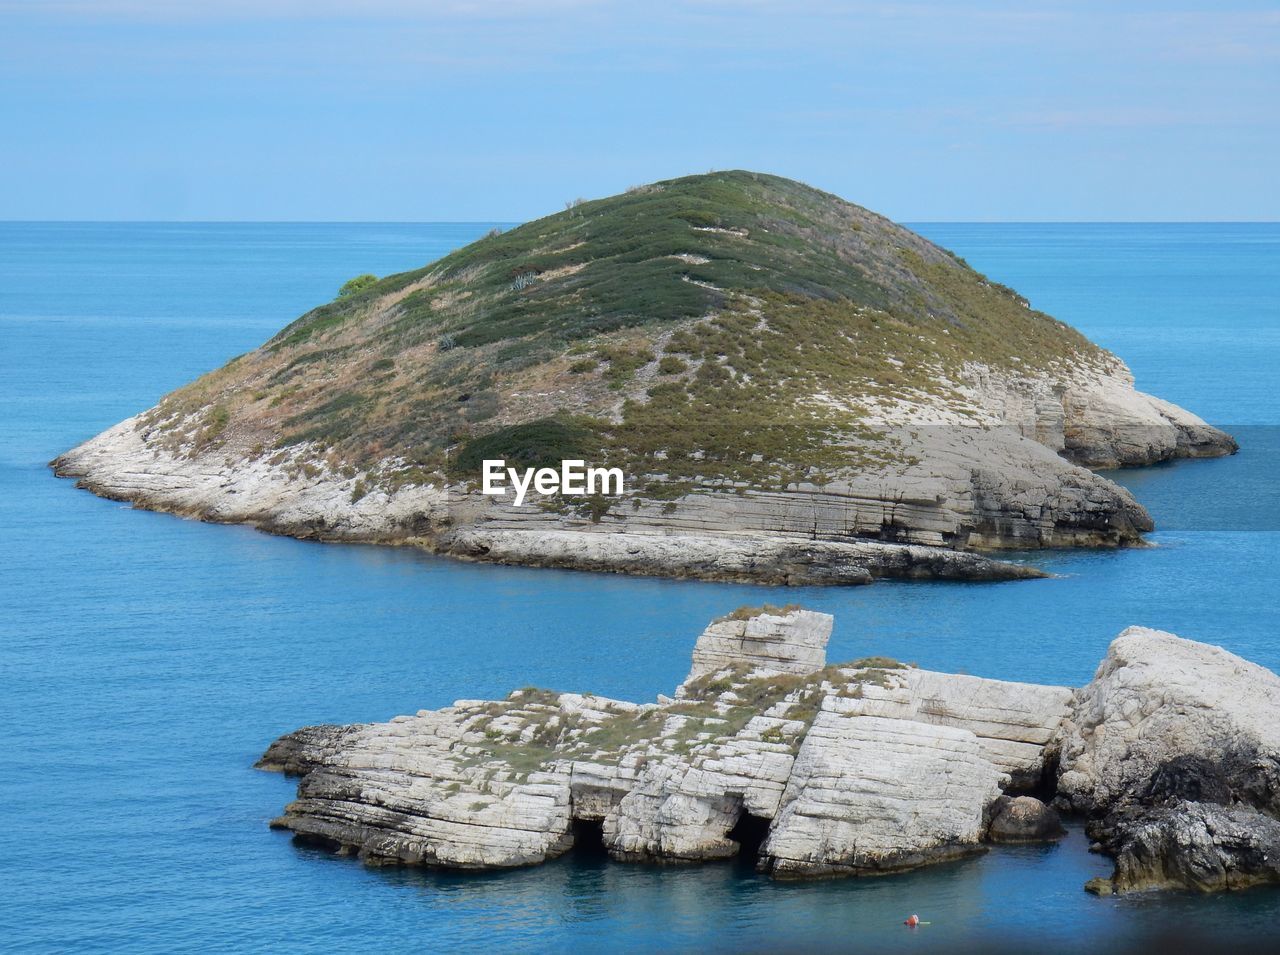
[
  {"xmin": 192, "ymin": 404, "xmax": 230, "ymax": 449},
  {"xmin": 457, "ymin": 654, "xmax": 922, "ymax": 782},
  {"xmin": 142, "ymin": 170, "xmax": 1108, "ymax": 498},
  {"xmin": 847, "ymin": 656, "xmax": 907, "ymax": 669},
  {"xmin": 337, "ymin": 273, "xmax": 378, "ymax": 298},
  {"xmin": 597, "ymin": 344, "xmax": 654, "ymax": 388},
  {"xmin": 716, "ymin": 603, "xmax": 802, "ymax": 623},
  {"xmin": 451, "ymin": 418, "xmax": 590, "ymax": 477},
  {"xmin": 573, "ymin": 494, "xmax": 613, "ymax": 523},
  {"xmin": 267, "ymin": 170, "xmax": 1092, "ymax": 358},
  {"xmin": 595, "ymin": 293, "xmax": 924, "ymax": 490}
]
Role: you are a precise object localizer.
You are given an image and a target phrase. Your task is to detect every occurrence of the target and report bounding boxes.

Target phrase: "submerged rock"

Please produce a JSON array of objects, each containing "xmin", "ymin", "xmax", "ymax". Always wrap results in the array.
[{"xmin": 987, "ymin": 795, "xmax": 1066, "ymax": 843}]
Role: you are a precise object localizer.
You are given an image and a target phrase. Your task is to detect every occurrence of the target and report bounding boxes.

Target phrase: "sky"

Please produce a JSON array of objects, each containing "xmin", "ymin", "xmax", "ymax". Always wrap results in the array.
[{"xmin": 1, "ymin": 0, "xmax": 1276, "ymax": 221}]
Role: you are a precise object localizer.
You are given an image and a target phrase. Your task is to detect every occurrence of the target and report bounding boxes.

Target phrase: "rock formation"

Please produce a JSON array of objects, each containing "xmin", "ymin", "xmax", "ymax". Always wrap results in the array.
[
  {"xmin": 680, "ymin": 607, "xmax": 832, "ymax": 683},
  {"xmin": 262, "ymin": 612, "xmax": 1280, "ymax": 895},
  {"xmin": 988, "ymin": 795, "xmax": 1067, "ymax": 843},
  {"xmin": 261, "ymin": 606, "xmax": 1071, "ymax": 878},
  {"xmin": 761, "ymin": 712, "xmax": 1004, "ymax": 877},
  {"xmin": 53, "ymin": 171, "xmax": 1234, "ymax": 585},
  {"xmin": 1056, "ymin": 628, "xmax": 1280, "ymax": 895}
]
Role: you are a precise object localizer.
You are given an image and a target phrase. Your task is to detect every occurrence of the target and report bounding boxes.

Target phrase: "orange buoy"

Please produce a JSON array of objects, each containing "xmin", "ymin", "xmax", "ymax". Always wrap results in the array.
[{"xmin": 904, "ymin": 914, "xmax": 920, "ymax": 927}]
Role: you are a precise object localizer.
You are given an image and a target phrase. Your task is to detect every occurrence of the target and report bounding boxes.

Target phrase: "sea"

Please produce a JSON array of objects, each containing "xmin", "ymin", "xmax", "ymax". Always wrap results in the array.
[{"xmin": 2, "ymin": 221, "xmax": 1277, "ymax": 953}]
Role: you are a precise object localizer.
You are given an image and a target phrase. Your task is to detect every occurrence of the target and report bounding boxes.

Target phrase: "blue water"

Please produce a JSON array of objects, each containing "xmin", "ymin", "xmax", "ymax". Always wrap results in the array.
[{"xmin": 2, "ymin": 222, "xmax": 1278, "ymax": 953}]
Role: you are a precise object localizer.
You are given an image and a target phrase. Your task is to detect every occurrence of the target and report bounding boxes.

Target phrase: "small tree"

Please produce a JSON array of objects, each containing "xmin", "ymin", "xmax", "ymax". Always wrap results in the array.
[{"xmin": 337, "ymin": 273, "xmax": 378, "ymax": 298}]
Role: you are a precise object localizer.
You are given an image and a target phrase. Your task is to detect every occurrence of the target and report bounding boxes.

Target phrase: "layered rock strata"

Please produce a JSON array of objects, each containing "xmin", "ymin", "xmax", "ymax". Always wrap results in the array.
[
  {"xmin": 445, "ymin": 527, "xmax": 1046, "ymax": 584},
  {"xmin": 264, "ymin": 612, "xmax": 1280, "ymax": 895},
  {"xmin": 261, "ymin": 607, "xmax": 1071, "ymax": 878},
  {"xmin": 681, "ymin": 608, "xmax": 833, "ymax": 683},
  {"xmin": 761, "ymin": 713, "xmax": 1004, "ymax": 877},
  {"xmin": 53, "ymin": 365, "xmax": 1233, "ymax": 586}
]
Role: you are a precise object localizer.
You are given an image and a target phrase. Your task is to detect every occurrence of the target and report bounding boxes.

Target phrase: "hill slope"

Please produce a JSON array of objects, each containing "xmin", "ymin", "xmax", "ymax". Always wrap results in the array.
[{"xmin": 53, "ymin": 172, "xmax": 1235, "ymax": 584}]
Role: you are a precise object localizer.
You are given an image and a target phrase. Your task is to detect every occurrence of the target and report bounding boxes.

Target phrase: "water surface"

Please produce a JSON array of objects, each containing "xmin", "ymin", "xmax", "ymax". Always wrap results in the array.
[{"xmin": 2, "ymin": 222, "xmax": 1277, "ymax": 952}]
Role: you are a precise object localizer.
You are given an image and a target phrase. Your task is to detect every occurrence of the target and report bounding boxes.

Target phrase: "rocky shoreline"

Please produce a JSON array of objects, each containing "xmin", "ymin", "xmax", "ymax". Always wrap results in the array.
[
  {"xmin": 52, "ymin": 363, "xmax": 1233, "ymax": 587},
  {"xmin": 259, "ymin": 607, "xmax": 1280, "ymax": 894},
  {"xmin": 444, "ymin": 527, "xmax": 1047, "ymax": 584}
]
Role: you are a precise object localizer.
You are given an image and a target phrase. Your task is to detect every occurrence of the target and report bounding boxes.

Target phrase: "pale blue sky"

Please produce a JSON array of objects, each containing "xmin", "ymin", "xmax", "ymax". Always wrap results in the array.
[{"xmin": 1, "ymin": 1, "xmax": 1276, "ymax": 221}]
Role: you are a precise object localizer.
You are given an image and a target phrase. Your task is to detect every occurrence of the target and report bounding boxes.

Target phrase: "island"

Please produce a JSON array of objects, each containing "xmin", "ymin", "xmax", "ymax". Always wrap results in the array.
[
  {"xmin": 53, "ymin": 171, "xmax": 1235, "ymax": 584},
  {"xmin": 260, "ymin": 607, "xmax": 1280, "ymax": 895}
]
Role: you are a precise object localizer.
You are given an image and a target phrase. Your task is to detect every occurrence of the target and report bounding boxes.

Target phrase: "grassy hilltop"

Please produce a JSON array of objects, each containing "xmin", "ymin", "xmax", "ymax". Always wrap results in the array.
[{"xmin": 139, "ymin": 171, "xmax": 1103, "ymax": 499}]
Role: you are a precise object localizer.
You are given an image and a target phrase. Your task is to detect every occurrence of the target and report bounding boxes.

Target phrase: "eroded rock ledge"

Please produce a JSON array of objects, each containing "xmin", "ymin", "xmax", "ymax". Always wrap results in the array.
[
  {"xmin": 261, "ymin": 611, "xmax": 1280, "ymax": 895},
  {"xmin": 261, "ymin": 607, "xmax": 1072, "ymax": 877}
]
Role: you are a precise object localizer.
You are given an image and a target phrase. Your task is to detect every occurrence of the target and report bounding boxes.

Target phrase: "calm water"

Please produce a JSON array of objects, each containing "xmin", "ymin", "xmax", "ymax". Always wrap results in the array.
[{"xmin": 2, "ymin": 222, "xmax": 1278, "ymax": 953}]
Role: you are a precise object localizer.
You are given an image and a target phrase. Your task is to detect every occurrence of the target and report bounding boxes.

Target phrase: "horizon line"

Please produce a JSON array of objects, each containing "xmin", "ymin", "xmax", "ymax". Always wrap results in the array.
[{"xmin": 3, "ymin": 218, "xmax": 1278, "ymax": 226}]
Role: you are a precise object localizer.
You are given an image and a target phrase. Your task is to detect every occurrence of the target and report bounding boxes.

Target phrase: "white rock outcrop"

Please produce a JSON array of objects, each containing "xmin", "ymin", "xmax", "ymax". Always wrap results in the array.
[
  {"xmin": 1057, "ymin": 627, "xmax": 1280, "ymax": 814},
  {"xmin": 261, "ymin": 607, "xmax": 1074, "ymax": 878},
  {"xmin": 446, "ymin": 526, "xmax": 1044, "ymax": 584},
  {"xmin": 260, "ymin": 616, "xmax": 1280, "ymax": 895},
  {"xmin": 763, "ymin": 710, "xmax": 1004, "ymax": 876},
  {"xmin": 1056, "ymin": 628, "xmax": 1280, "ymax": 895},
  {"xmin": 837, "ymin": 668, "xmax": 1073, "ymax": 789},
  {"xmin": 682, "ymin": 608, "xmax": 833, "ymax": 684},
  {"xmin": 53, "ymin": 359, "xmax": 1234, "ymax": 586}
]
